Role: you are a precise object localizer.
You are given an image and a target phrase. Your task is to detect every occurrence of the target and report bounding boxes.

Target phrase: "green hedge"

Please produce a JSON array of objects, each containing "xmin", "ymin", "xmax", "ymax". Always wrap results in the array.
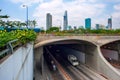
[{"xmin": 0, "ymin": 30, "xmax": 37, "ymax": 47}]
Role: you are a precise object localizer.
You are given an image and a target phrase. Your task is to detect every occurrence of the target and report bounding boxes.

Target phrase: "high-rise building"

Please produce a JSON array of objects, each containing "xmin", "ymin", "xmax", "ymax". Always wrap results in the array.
[
  {"xmin": 108, "ymin": 17, "xmax": 112, "ymax": 29},
  {"xmin": 96, "ymin": 24, "xmax": 100, "ymax": 30},
  {"xmin": 96, "ymin": 24, "xmax": 105, "ymax": 29},
  {"xmin": 68, "ymin": 25, "xmax": 72, "ymax": 30},
  {"xmin": 85, "ymin": 18, "xmax": 91, "ymax": 29},
  {"xmin": 63, "ymin": 10, "xmax": 68, "ymax": 30},
  {"xmin": 46, "ymin": 13, "xmax": 52, "ymax": 30}
]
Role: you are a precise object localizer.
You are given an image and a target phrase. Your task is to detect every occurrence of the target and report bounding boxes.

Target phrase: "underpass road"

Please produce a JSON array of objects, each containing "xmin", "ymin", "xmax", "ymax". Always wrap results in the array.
[
  {"xmin": 77, "ymin": 64, "xmax": 108, "ymax": 80},
  {"xmin": 45, "ymin": 47, "xmax": 73, "ymax": 80},
  {"xmin": 45, "ymin": 45, "xmax": 110, "ymax": 80}
]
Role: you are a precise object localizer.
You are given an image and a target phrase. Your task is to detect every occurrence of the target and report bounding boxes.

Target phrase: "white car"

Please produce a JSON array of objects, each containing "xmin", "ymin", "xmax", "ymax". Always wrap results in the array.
[{"xmin": 68, "ymin": 55, "xmax": 79, "ymax": 66}]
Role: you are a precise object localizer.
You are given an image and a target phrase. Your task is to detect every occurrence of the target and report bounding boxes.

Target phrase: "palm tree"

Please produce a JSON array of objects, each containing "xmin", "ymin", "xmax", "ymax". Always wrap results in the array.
[
  {"xmin": 33, "ymin": 20, "xmax": 37, "ymax": 28},
  {"xmin": 27, "ymin": 20, "xmax": 37, "ymax": 28},
  {"xmin": 20, "ymin": 22, "xmax": 26, "ymax": 27},
  {"xmin": 0, "ymin": 10, "xmax": 9, "ymax": 19},
  {"xmin": 14, "ymin": 21, "xmax": 21, "ymax": 28},
  {"xmin": 0, "ymin": 20, "xmax": 5, "ymax": 26},
  {"xmin": 0, "ymin": 15, "xmax": 9, "ymax": 18}
]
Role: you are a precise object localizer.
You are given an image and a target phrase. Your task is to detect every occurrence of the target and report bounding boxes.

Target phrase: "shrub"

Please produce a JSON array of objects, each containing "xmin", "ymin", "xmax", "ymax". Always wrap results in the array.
[{"xmin": 0, "ymin": 29, "xmax": 36, "ymax": 47}]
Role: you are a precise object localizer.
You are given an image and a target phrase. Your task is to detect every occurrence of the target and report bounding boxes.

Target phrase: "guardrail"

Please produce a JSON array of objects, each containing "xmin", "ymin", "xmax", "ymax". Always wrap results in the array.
[{"xmin": 0, "ymin": 39, "xmax": 18, "ymax": 59}]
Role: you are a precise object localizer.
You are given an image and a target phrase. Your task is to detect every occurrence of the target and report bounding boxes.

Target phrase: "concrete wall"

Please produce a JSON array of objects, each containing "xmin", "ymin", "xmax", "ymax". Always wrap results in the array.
[
  {"xmin": 97, "ymin": 46, "xmax": 120, "ymax": 80},
  {"xmin": 101, "ymin": 49, "xmax": 118, "ymax": 60},
  {"xmin": 85, "ymin": 45, "xmax": 120, "ymax": 80},
  {"xmin": 34, "ymin": 46, "xmax": 44, "ymax": 80},
  {"xmin": 0, "ymin": 43, "xmax": 34, "ymax": 80},
  {"xmin": 85, "ymin": 45, "xmax": 99, "ymax": 70}
]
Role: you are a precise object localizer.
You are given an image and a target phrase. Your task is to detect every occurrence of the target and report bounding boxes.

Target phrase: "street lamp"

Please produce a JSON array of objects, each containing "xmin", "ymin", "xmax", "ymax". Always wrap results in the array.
[{"xmin": 23, "ymin": 5, "xmax": 28, "ymax": 28}]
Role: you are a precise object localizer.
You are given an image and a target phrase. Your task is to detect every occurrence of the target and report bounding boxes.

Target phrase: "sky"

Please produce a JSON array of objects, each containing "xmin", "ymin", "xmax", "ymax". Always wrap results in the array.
[{"xmin": 0, "ymin": 0, "xmax": 120, "ymax": 29}]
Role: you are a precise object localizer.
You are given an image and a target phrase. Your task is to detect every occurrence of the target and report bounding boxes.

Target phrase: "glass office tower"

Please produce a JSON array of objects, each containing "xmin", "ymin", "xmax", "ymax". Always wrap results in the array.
[
  {"xmin": 63, "ymin": 10, "xmax": 68, "ymax": 30},
  {"xmin": 85, "ymin": 18, "xmax": 91, "ymax": 29},
  {"xmin": 108, "ymin": 18, "xmax": 112, "ymax": 29}
]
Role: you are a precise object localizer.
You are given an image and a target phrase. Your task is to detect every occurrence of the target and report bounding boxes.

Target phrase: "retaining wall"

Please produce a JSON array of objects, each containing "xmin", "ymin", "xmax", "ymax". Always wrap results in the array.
[{"xmin": 0, "ymin": 43, "xmax": 34, "ymax": 80}]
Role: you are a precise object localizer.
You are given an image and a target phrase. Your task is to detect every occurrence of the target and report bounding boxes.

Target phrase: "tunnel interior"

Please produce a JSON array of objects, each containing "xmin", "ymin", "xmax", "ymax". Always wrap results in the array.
[
  {"xmin": 100, "ymin": 40, "xmax": 120, "ymax": 68},
  {"xmin": 42, "ymin": 39, "xmax": 99, "ymax": 71}
]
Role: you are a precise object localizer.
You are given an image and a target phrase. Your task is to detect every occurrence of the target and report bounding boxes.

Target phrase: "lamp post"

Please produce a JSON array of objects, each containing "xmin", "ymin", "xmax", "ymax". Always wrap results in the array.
[{"xmin": 23, "ymin": 5, "xmax": 28, "ymax": 28}]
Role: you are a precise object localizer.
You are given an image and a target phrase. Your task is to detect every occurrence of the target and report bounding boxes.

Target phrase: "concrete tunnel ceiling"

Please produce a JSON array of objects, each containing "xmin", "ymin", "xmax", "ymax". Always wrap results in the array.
[
  {"xmin": 46, "ymin": 39, "xmax": 97, "ymax": 46},
  {"xmin": 100, "ymin": 40, "xmax": 120, "ymax": 51},
  {"xmin": 35, "ymin": 39, "xmax": 97, "ymax": 48}
]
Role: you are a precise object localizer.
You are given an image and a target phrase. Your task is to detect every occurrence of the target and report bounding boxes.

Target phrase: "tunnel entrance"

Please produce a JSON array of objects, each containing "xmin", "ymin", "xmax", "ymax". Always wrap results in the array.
[
  {"xmin": 42, "ymin": 39, "xmax": 97, "ymax": 68},
  {"xmin": 34, "ymin": 39, "xmax": 108, "ymax": 80},
  {"xmin": 100, "ymin": 40, "xmax": 120, "ymax": 69}
]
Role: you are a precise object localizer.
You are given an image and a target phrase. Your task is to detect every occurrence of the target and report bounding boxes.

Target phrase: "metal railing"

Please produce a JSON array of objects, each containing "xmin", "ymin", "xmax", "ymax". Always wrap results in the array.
[{"xmin": 0, "ymin": 39, "xmax": 18, "ymax": 59}]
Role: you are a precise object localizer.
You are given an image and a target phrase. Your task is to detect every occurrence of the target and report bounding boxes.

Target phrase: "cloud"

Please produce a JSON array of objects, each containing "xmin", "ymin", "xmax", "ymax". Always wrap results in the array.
[
  {"xmin": 10, "ymin": 0, "xmax": 120, "ymax": 29},
  {"xmin": 11, "ymin": 0, "xmax": 43, "ymax": 5},
  {"xmin": 112, "ymin": 11, "xmax": 120, "ymax": 28},
  {"xmin": 2, "ymin": 17, "xmax": 23, "ymax": 22},
  {"xmin": 114, "ymin": 4, "xmax": 120, "ymax": 11},
  {"xmin": 33, "ymin": 0, "xmax": 107, "ymax": 29},
  {"xmin": 111, "ymin": 4, "xmax": 120, "ymax": 28},
  {"xmin": 112, "ymin": 12, "xmax": 120, "ymax": 18},
  {"xmin": 105, "ymin": 0, "xmax": 120, "ymax": 2}
]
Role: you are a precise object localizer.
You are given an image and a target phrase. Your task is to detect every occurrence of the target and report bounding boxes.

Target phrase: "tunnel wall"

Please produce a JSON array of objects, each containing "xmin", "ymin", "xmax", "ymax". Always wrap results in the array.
[
  {"xmin": 101, "ymin": 48, "xmax": 118, "ymax": 60},
  {"xmin": 85, "ymin": 45, "xmax": 99, "ymax": 70},
  {"xmin": 85, "ymin": 45, "xmax": 120, "ymax": 80},
  {"xmin": 34, "ymin": 46, "xmax": 43, "ymax": 80},
  {"xmin": 97, "ymin": 46, "xmax": 120, "ymax": 80},
  {"xmin": 34, "ymin": 46, "xmax": 43, "ymax": 62},
  {"xmin": 81, "ymin": 43, "xmax": 120, "ymax": 80}
]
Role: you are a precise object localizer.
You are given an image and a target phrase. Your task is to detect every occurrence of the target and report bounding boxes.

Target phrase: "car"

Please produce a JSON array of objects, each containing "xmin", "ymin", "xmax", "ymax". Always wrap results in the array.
[{"xmin": 68, "ymin": 55, "xmax": 79, "ymax": 66}]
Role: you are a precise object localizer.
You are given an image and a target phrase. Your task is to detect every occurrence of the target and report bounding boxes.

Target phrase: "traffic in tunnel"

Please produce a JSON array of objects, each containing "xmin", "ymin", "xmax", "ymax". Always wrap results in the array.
[
  {"xmin": 100, "ymin": 40, "xmax": 120, "ymax": 70},
  {"xmin": 40, "ymin": 40, "xmax": 108, "ymax": 80}
]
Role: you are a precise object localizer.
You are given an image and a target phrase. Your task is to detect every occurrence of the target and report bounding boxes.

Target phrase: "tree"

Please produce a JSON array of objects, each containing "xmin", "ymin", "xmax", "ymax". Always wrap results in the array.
[
  {"xmin": 0, "ymin": 15, "xmax": 9, "ymax": 18},
  {"xmin": 0, "ymin": 9, "xmax": 27, "ymax": 28},
  {"xmin": 20, "ymin": 22, "xmax": 26, "ymax": 27},
  {"xmin": 0, "ymin": 9, "xmax": 9, "ymax": 27},
  {"xmin": 33, "ymin": 20, "xmax": 37, "ymax": 28},
  {"xmin": 0, "ymin": 9, "xmax": 9, "ymax": 19},
  {"xmin": 46, "ymin": 27, "xmax": 60, "ymax": 33},
  {"xmin": 28, "ymin": 20, "xmax": 37, "ymax": 28},
  {"xmin": 0, "ymin": 20, "xmax": 5, "ymax": 26}
]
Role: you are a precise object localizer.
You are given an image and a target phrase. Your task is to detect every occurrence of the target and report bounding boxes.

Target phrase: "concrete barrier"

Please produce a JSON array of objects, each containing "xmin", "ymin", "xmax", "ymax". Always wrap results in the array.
[{"xmin": 0, "ymin": 43, "xmax": 34, "ymax": 80}]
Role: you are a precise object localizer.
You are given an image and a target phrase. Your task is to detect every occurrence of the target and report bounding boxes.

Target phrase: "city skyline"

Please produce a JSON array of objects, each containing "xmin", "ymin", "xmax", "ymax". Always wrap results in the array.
[{"xmin": 0, "ymin": 0, "xmax": 120, "ymax": 29}]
